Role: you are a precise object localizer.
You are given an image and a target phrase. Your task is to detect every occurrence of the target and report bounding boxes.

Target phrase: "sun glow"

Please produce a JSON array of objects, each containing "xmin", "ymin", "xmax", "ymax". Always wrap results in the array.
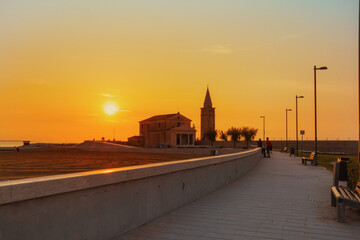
[{"xmin": 103, "ymin": 101, "xmax": 119, "ymax": 115}]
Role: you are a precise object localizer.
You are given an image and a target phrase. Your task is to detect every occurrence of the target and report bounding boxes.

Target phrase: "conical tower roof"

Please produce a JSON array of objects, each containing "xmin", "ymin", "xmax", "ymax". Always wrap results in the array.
[{"xmin": 203, "ymin": 87, "xmax": 213, "ymax": 108}]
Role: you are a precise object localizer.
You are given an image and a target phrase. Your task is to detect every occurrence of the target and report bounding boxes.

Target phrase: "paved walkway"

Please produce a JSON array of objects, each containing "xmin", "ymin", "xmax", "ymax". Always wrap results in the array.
[{"xmin": 114, "ymin": 152, "xmax": 360, "ymax": 240}]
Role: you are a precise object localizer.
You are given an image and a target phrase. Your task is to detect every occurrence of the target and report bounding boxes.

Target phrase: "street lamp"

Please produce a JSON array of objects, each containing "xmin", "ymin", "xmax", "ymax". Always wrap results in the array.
[
  {"xmin": 286, "ymin": 108, "xmax": 292, "ymax": 149},
  {"xmin": 314, "ymin": 65, "xmax": 328, "ymax": 165},
  {"xmin": 260, "ymin": 116, "xmax": 265, "ymax": 146},
  {"xmin": 296, "ymin": 95, "xmax": 304, "ymax": 156},
  {"xmin": 358, "ymin": 0, "xmax": 360, "ymax": 169}
]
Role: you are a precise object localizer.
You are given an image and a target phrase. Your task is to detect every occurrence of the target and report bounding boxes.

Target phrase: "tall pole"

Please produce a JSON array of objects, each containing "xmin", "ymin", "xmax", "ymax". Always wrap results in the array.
[
  {"xmin": 296, "ymin": 96, "xmax": 299, "ymax": 156},
  {"xmin": 260, "ymin": 116, "xmax": 265, "ymax": 147},
  {"xmin": 296, "ymin": 96, "xmax": 304, "ymax": 156},
  {"xmin": 314, "ymin": 65, "xmax": 318, "ymax": 163},
  {"xmin": 314, "ymin": 65, "xmax": 327, "ymax": 165},
  {"xmin": 286, "ymin": 109, "xmax": 288, "ymax": 149},
  {"xmin": 286, "ymin": 109, "xmax": 292, "ymax": 149},
  {"xmin": 263, "ymin": 117, "xmax": 265, "ymax": 142},
  {"xmin": 358, "ymin": 0, "xmax": 360, "ymax": 168}
]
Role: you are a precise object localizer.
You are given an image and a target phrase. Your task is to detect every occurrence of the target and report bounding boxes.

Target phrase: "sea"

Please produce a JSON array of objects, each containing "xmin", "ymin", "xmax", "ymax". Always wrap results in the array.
[{"xmin": 0, "ymin": 140, "xmax": 25, "ymax": 147}]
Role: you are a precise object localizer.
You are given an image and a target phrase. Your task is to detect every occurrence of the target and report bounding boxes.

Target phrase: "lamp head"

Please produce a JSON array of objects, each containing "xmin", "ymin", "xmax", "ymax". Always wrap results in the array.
[
  {"xmin": 315, "ymin": 66, "xmax": 328, "ymax": 70},
  {"xmin": 297, "ymin": 95, "xmax": 304, "ymax": 99},
  {"xmin": 286, "ymin": 108, "xmax": 292, "ymax": 111}
]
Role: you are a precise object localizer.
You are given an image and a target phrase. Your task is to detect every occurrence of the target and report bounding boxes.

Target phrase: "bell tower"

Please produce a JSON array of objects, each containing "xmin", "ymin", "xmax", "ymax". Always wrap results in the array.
[{"xmin": 201, "ymin": 87, "xmax": 215, "ymax": 140}]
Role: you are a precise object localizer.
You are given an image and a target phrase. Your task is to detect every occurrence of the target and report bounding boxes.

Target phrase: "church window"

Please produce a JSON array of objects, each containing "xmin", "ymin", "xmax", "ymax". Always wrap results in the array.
[
  {"xmin": 177, "ymin": 122, "xmax": 180, "ymax": 127},
  {"xmin": 158, "ymin": 123, "xmax": 161, "ymax": 128},
  {"xmin": 147, "ymin": 124, "xmax": 149, "ymax": 128}
]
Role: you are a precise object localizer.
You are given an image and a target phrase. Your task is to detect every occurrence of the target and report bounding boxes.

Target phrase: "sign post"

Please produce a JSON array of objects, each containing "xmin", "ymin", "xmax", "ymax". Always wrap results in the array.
[{"xmin": 300, "ymin": 130, "xmax": 305, "ymax": 157}]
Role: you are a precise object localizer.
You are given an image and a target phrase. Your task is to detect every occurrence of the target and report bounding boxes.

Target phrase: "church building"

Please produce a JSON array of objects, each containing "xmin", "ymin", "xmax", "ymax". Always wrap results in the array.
[
  {"xmin": 137, "ymin": 112, "xmax": 196, "ymax": 147},
  {"xmin": 128, "ymin": 87, "xmax": 215, "ymax": 147},
  {"xmin": 201, "ymin": 87, "xmax": 215, "ymax": 140}
]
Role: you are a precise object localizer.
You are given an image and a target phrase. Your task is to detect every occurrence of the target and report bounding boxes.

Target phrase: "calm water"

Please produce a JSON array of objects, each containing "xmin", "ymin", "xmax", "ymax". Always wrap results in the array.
[{"xmin": 0, "ymin": 141, "xmax": 25, "ymax": 147}]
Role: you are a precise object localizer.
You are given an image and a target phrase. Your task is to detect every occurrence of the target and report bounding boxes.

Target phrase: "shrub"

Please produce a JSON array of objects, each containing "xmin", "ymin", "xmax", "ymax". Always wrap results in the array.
[
  {"xmin": 227, "ymin": 127, "xmax": 241, "ymax": 148},
  {"xmin": 347, "ymin": 157, "xmax": 359, "ymax": 190}
]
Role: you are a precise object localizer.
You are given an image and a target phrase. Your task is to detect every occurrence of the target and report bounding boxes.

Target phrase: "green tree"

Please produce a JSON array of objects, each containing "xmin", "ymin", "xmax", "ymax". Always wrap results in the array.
[
  {"xmin": 220, "ymin": 131, "xmax": 228, "ymax": 141},
  {"xmin": 240, "ymin": 127, "xmax": 258, "ymax": 149},
  {"xmin": 226, "ymin": 127, "xmax": 241, "ymax": 148},
  {"xmin": 204, "ymin": 129, "xmax": 217, "ymax": 146}
]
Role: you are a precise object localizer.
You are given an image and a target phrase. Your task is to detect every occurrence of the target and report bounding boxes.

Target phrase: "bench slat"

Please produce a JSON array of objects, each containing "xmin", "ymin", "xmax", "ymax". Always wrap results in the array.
[
  {"xmin": 332, "ymin": 186, "xmax": 342, "ymax": 198},
  {"xmin": 356, "ymin": 182, "xmax": 360, "ymax": 195},
  {"xmin": 352, "ymin": 191, "xmax": 360, "ymax": 202},
  {"xmin": 338, "ymin": 187, "xmax": 350, "ymax": 199},
  {"xmin": 344, "ymin": 188, "xmax": 357, "ymax": 201}
]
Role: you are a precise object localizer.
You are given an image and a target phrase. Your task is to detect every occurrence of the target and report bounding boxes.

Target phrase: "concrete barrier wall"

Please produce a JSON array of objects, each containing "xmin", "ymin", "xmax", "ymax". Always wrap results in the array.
[{"xmin": 0, "ymin": 148, "xmax": 261, "ymax": 240}]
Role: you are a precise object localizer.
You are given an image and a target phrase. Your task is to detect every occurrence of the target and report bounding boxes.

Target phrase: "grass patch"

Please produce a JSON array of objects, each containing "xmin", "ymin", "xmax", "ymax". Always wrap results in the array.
[{"xmin": 300, "ymin": 152, "xmax": 359, "ymax": 190}]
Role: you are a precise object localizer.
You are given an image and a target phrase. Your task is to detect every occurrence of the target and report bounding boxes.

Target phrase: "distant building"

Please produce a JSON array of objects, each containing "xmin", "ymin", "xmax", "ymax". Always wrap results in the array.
[
  {"xmin": 201, "ymin": 87, "xmax": 215, "ymax": 140},
  {"xmin": 138, "ymin": 112, "xmax": 196, "ymax": 147},
  {"xmin": 127, "ymin": 136, "xmax": 145, "ymax": 147}
]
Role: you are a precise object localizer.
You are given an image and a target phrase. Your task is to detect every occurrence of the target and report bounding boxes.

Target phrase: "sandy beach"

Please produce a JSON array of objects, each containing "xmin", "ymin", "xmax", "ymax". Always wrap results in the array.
[{"xmin": 0, "ymin": 147, "xmax": 206, "ymax": 181}]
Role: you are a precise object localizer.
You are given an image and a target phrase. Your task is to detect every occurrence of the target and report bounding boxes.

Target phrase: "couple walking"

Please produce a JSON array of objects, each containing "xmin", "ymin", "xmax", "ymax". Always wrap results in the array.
[{"xmin": 257, "ymin": 137, "xmax": 272, "ymax": 158}]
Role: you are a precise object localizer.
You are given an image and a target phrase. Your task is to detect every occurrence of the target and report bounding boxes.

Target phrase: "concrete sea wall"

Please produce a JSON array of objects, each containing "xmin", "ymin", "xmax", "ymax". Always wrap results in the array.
[{"xmin": 0, "ymin": 148, "xmax": 261, "ymax": 240}]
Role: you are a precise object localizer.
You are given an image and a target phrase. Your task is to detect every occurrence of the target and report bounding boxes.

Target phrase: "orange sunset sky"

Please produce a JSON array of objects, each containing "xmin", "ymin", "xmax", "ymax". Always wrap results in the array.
[{"xmin": 0, "ymin": 0, "xmax": 359, "ymax": 142}]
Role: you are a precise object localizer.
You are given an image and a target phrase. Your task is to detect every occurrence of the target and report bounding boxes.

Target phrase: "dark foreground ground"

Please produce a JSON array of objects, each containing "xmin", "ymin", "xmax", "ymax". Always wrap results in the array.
[{"xmin": 0, "ymin": 147, "xmax": 207, "ymax": 181}]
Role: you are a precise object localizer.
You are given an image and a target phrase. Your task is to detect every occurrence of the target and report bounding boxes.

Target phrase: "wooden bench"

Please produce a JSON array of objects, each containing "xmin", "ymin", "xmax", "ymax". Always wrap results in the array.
[
  {"xmin": 301, "ymin": 152, "xmax": 315, "ymax": 165},
  {"xmin": 331, "ymin": 161, "xmax": 360, "ymax": 222},
  {"xmin": 281, "ymin": 147, "xmax": 287, "ymax": 152}
]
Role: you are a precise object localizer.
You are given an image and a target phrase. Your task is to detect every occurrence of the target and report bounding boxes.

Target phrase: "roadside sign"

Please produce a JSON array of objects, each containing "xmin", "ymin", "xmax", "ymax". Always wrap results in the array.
[{"xmin": 300, "ymin": 130, "xmax": 305, "ymax": 135}]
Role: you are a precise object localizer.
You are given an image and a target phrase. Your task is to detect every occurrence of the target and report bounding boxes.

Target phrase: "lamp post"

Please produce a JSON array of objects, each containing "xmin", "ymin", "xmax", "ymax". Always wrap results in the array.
[
  {"xmin": 296, "ymin": 95, "xmax": 304, "ymax": 156},
  {"xmin": 314, "ymin": 65, "xmax": 328, "ymax": 165},
  {"xmin": 358, "ymin": 0, "xmax": 360, "ymax": 170},
  {"xmin": 260, "ymin": 116, "xmax": 265, "ymax": 147},
  {"xmin": 286, "ymin": 108, "xmax": 292, "ymax": 149}
]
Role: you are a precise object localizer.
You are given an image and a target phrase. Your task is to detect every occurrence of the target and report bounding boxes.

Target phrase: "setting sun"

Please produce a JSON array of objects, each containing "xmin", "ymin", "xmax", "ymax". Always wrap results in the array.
[{"xmin": 103, "ymin": 101, "xmax": 119, "ymax": 116}]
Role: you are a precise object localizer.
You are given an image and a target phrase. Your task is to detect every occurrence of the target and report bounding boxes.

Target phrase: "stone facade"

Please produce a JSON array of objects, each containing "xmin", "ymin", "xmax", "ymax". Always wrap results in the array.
[
  {"xmin": 127, "ymin": 136, "xmax": 145, "ymax": 147},
  {"xmin": 138, "ymin": 113, "xmax": 196, "ymax": 147},
  {"xmin": 201, "ymin": 87, "xmax": 215, "ymax": 140}
]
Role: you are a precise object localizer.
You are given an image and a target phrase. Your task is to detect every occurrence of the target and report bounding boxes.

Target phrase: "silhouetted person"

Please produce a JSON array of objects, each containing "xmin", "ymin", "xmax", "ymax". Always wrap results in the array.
[
  {"xmin": 258, "ymin": 138, "xmax": 266, "ymax": 157},
  {"xmin": 290, "ymin": 147, "xmax": 295, "ymax": 156},
  {"xmin": 266, "ymin": 137, "xmax": 271, "ymax": 158}
]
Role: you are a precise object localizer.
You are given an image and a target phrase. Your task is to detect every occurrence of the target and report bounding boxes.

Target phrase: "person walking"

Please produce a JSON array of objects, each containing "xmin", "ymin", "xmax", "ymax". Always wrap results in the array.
[
  {"xmin": 257, "ymin": 138, "xmax": 266, "ymax": 157},
  {"xmin": 266, "ymin": 137, "xmax": 272, "ymax": 158}
]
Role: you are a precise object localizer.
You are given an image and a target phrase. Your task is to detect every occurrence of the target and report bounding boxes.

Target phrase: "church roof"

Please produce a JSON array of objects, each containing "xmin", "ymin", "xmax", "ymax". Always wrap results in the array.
[
  {"xmin": 203, "ymin": 87, "xmax": 213, "ymax": 108},
  {"xmin": 139, "ymin": 113, "xmax": 191, "ymax": 123}
]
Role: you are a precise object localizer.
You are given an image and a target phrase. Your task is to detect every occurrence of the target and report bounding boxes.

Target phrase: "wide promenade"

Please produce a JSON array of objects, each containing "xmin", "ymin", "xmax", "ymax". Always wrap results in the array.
[{"xmin": 116, "ymin": 152, "xmax": 360, "ymax": 240}]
